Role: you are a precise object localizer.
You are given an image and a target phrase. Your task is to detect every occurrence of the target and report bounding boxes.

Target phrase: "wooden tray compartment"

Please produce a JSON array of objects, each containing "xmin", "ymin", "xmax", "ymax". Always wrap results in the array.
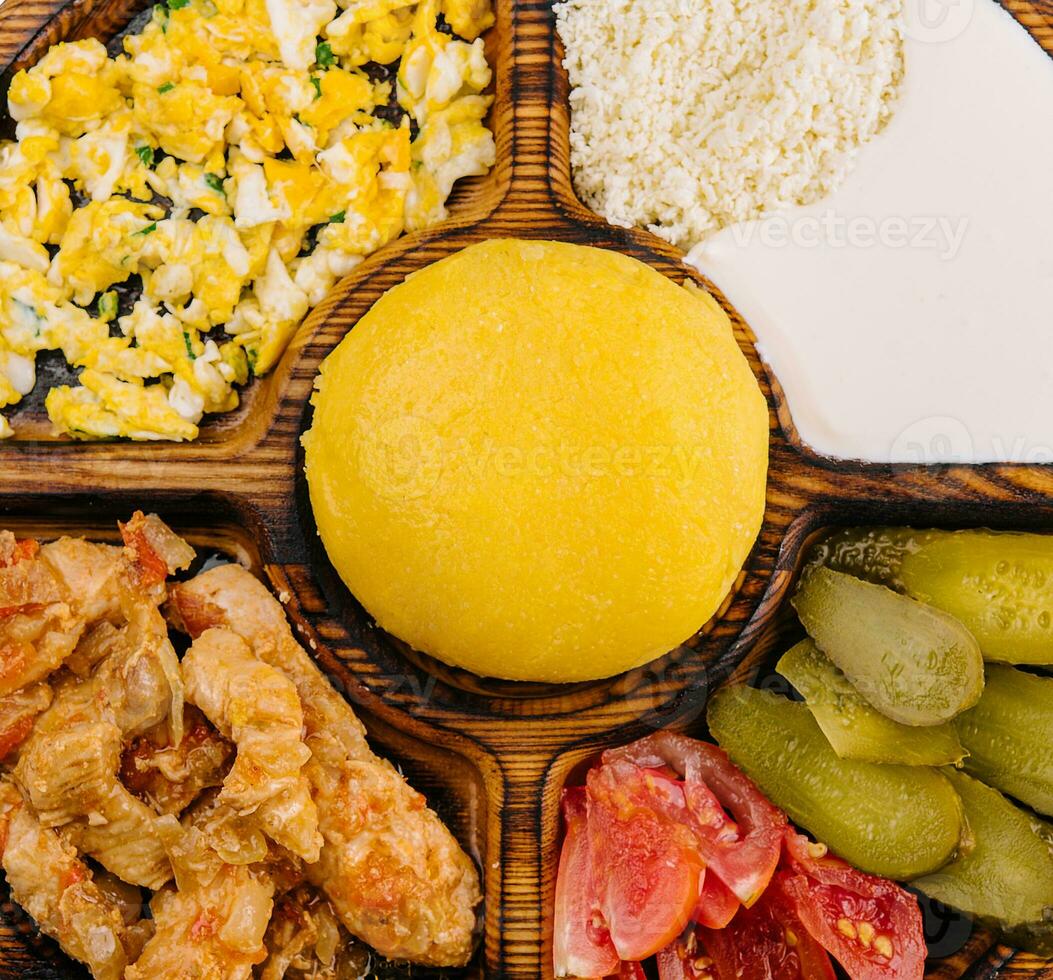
[
  {"xmin": 0, "ymin": 506, "xmax": 490, "ymax": 978},
  {"xmin": 0, "ymin": 0, "xmax": 514, "ymax": 446},
  {"xmin": 0, "ymin": 0, "xmax": 1053, "ymax": 976},
  {"xmin": 544, "ymin": 503, "xmax": 1053, "ymax": 980}
]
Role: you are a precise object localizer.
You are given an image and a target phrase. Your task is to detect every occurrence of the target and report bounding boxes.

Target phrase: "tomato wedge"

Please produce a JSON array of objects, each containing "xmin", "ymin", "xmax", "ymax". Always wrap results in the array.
[
  {"xmin": 780, "ymin": 830, "xmax": 925, "ymax": 980},
  {"xmin": 554, "ymin": 787, "xmax": 619, "ymax": 978},
  {"xmin": 657, "ymin": 884, "xmax": 836, "ymax": 980},
  {"xmin": 694, "ymin": 869, "xmax": 739, "ymax": 929},
  {"xmin": 605, "ymin": 732, "xmax": 785, "ymax": 906},
  {"xmin": 560, "ymin": 737, "xmax": 921, "ymax": 980},
  {"xmin": 587, "ymin": 759, "xmax": 704, "ymax": 961},
  {"xmin": 610, "ymin": 963, "xmax": 647, "ymax": 979}
]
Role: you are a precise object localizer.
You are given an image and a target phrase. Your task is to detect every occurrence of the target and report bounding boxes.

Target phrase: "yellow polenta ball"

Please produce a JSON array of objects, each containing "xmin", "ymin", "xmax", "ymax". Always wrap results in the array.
[{"xmin": 303, "ymin": 239, "xmax": 768, "ymax": 682}]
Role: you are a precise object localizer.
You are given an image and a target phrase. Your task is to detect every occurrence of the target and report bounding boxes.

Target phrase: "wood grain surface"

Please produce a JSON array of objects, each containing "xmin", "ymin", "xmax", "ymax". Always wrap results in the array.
[{"xmin": 0, "ymin": 0, "xmax": 1051, "ymax": 976}]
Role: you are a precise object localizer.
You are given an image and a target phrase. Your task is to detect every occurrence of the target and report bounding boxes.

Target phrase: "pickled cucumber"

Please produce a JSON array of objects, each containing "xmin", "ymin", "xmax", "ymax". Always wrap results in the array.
[
  {"xmin": 914, "ymin": 770, "xmax": 1053, "ymax": 956},
  {"xmin": 792, "ymin": 567, "xmax": 984, "ymax": 726},
  {"xmin": 955, "ymin": 664, "xmax": 1053, "ymax": 816},
  {"xmin": 813, "ymin": 527, "xmax": 1053, "ymax": 665},
  {"xmin": 777, "ymin": 639, "xmax": 966, "ymax": 766},
  {"xmin": 707, "ymin": 685, "xmax": 965, "ymax": 879}
]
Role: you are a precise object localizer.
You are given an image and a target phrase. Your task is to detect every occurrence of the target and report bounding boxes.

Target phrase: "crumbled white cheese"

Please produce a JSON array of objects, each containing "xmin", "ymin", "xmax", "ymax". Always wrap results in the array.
[{"xmin": 554, "ymin": 0, "xmax": 904, "ymax": 249}]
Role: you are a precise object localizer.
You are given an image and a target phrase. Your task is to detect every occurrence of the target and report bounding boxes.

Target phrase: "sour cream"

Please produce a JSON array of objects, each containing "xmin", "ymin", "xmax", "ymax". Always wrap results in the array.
[{"xmin": 688, "ymin": 0, "xmax": 1053, "ymax": 464}]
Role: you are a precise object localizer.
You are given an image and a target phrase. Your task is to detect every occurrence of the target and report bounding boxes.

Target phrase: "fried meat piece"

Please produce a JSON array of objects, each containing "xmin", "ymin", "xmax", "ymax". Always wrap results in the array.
[
  {"xmin": 125, "ymin": 865, "xmax": 275, "ymax": 980},
  {"xmin": 122, "ymin": 705, "xmax": 233, "ymax": 817},
  {"xmin": 13, "ymin": 593, "xmax": 185, "ymax": 888},
  {"xmin": 260, "ymin": 886, "xmax": 371, "ymax": 980},
  {"xmin": 0, "ymin": 780, "xmax": 135, "ymax": 980},
  {"xmin": 0, "ymin": 513, "xmax": 192, "ymax": 698},
  {"xmin": 182, "ymin": 627, "xmax": 321, "ymax": 863},
  {"xmin": 167, "ymin": 564, "xmax": 481, "ymax": 967},
  {"xmin": 0, "ymin": 681, "xmax": 52, "ymax": 760}
]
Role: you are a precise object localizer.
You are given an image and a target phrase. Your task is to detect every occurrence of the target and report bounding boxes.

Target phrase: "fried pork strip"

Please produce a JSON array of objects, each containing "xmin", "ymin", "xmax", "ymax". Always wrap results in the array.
[
  {"xmin": 0, "ymin": 512, "xmax": 192, "ymax": 699},
  {"xmin": 12, "ymin": 606, "xmax": 183, "ymax": 887},
  {"xmin": 167, "ymin": 564, "xmax": 482, "ymax": 967},
  {"xmin": 0, "ymin": 682, "xmax": 52, "ymax": 761},
  {"xmin": 15, "ymin": 696, "xmax": 174, "ymax": 888},
  {"xmin": 0, "ymin": 533, "xmax": 103, "ymax": 697},
  {"xmin": 127, "ymin": 794, "xmax": 276, "ymax": 980},
  {"xmin": 125, "ymin": 864, "xmax": 275, "ymax": 980},
  {"xmin": 182, "ymin": 627, "xmax": 321, "ymax": 863},
  {"xmin": 260, "ymin": 886, "xmax": 371, "ymax": 980},
  {"xmin": 122, "ymin": 705, "xmax": 233, "ymax": 817},
  {"xmin": 16, "ymin": 718, "xmax": 125, "ymax": 825},
  {"xmin": 65, "ymin": 786, "xmax": 175, "ymax": 890},
  {"xmin": 0, "ymin": 515, "xmax": 200, "ymax": 979},
  {"xmin": 119, "ymin": 512, "xmax": 196, "ymax": 592},
  {"xmin": 13, "ymin": 545, "xmax": 190, "ymax": 889},
  {"xmin": 0, "ymin": 780, "xmax": 136, "ymax": 980}
]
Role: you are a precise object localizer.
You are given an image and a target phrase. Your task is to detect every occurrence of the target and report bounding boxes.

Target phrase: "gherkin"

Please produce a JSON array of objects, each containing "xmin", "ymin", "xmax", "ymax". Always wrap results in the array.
[
  {"xmin": 915, "ymin": 770, "xmax": 1053, "ymax": 956},
  {"xmin": 811, "ymin": 527, "xmax": 1053, "ymax": 665},
  {"xmin": 777, "ymin": 638, "xmax": 966, "ymax": 765},
  {"xmin": 792, "ymin": 567, "xmax": 984, "ymax": 726},
  {"xmin": 955, "ymin": 664, "xmax": 1053, "ymax": 817},
  {"xmin": 708, "ymin": 685, "xmax": 965, "ymax": 881}
]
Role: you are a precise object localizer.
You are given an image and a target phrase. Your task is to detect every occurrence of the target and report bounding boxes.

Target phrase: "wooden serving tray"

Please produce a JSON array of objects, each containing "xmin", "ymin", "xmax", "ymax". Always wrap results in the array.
[{"xmin": 1, "ymin": 0, "xmax": 1053, "ymax": 976}]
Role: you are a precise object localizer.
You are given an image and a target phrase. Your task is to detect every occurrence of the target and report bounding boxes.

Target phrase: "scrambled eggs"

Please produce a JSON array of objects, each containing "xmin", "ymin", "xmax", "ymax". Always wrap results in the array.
[{"xmin": 0, "ymin": 0, "xmax": 495, "ymax": 440}]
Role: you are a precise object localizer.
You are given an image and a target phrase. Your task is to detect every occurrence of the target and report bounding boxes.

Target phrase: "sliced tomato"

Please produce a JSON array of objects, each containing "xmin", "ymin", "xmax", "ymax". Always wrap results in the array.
[
  {"xmin": 605, "ymin": 733, "xmax": 785, "ymax": 906},
  {"xmin": 554, "ymin": 787, "xmax": 619, "ymax": 978},
  {"xmin": 656, "ymin": 944, "xmax": 693, "ymax": 980},
  {"xmin": 612, "ymin": 751, "xmax": 738, "ymax": 841},
  {"xmin": 610, "ymin": 963, "xmax": 648, "ymax": 979},
  {"xmin": 657, "ymin": 884, "xmax": 836, "ymax": 980},
  {"xmin": 636, "ymin": 766, "xmax": 695, "ymax": 815},
  {"xmin": 587, "ymin": 759, "xmax": 704, "ymax": 961},
  {"xmin": 780, "ymin": 830, "xmax": 925, "ymax": 980},
  {"xmin": 591, "ymin": 761, "xmax": 740, "ymax": 930},
  {"xmin": 694, "ymin": 868, "xmax": 739, "ymax": 929}
]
